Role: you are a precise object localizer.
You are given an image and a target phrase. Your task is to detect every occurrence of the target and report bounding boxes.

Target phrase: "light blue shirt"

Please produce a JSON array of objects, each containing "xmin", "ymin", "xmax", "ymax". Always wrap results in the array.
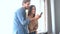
[{"xmin": 13, "ymin": 7, "xmax": 30, "ymax": 34}]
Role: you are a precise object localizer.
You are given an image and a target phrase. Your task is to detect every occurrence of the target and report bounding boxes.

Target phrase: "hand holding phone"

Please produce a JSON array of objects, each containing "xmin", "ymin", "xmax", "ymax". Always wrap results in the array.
[{"xmin": 35, "ymin": 12, "xmax": 43, "ymax": 20}]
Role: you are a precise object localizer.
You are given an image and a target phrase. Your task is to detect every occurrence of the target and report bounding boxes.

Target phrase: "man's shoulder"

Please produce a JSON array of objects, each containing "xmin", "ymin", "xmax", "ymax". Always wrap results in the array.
[
  {"xmin": 18, "ymin": 7, "xmax": 25, "ymax": 12},
  {"xmin": 15, "ymin": 7, "xmax": 25, "ymax": 14},
  {"xmin": 20, "ymin": 7, "xmax": 25, "ymax": 11}
]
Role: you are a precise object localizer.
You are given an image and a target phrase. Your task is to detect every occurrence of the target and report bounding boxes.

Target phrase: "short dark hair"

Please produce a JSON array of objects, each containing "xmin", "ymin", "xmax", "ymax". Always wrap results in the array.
[{"xmin": 22, "ymin": 0, "xmax": 30, "ymax": 3}]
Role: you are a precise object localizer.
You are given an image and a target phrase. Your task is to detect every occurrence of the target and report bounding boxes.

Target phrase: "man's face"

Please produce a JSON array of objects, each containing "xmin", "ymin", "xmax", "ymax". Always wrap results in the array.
[{"xmin": 24, "ymin": 2, "xmax": 30, "ymax": 9}]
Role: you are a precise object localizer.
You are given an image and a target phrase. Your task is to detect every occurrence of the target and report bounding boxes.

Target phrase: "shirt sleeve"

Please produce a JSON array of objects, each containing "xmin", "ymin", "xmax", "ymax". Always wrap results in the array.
[{"xmin": 16, "ymin": 9, "xmax": 30, "ymax": 26}]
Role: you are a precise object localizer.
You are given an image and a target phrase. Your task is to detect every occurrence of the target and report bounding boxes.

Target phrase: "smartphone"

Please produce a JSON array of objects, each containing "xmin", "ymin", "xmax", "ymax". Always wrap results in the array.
[{"xmin": 40, "ymin": 12, "xmax": 43, "ymax": 16}]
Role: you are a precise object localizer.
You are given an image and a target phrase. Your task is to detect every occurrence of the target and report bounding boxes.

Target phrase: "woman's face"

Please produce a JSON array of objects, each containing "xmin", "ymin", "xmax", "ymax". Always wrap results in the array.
[{"xmin": 31, "ymin": 7, "xmax": 36, "ymax": 14}]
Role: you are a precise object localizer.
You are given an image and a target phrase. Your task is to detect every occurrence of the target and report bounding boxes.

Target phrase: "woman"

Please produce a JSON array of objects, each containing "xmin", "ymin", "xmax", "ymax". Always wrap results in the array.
[{"xmin": 28, "ymin": 5, "xmax": 38, "ymax": 34}]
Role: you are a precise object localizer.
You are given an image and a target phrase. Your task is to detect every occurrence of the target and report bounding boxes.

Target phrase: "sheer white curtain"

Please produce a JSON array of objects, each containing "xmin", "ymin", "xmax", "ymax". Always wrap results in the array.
[{"xmin": 31, "ymin": 0, "xmax": 47, "ymax": 33}]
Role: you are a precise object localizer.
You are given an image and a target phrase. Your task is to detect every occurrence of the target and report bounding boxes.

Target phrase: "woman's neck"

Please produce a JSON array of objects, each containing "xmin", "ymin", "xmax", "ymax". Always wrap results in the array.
[{"xmin": 29, "ymin": 13, "xmax": 34, "ymax": 18}]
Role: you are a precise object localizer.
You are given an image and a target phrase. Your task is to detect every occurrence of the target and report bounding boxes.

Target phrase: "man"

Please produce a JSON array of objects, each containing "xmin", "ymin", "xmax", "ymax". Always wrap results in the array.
[{"xmin": 13, "ymin": 0, "xmax": 40, "ymax": 34}]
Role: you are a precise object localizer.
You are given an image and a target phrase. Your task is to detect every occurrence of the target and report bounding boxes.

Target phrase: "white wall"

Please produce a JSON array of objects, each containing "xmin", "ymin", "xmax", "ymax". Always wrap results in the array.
[{"xmin": 0, "ymin": 0, "xmax": 22, "ymax": 34}]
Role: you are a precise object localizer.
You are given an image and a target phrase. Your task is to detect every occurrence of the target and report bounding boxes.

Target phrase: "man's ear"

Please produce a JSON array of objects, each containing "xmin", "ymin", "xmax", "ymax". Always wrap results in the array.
[
  {"xmin": 22, "ymin": 3, "xmax": 24, "ymax": 5},
  {"xmin": 22, "ymin": 3, "xmax": 25, "ymax": 6}
]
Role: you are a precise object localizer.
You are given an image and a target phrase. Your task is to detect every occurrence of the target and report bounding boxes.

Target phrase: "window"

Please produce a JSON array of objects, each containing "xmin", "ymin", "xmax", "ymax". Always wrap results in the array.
[{"xmin": 0, "ymin": 0, "xmax": 48, "ymax": 34}]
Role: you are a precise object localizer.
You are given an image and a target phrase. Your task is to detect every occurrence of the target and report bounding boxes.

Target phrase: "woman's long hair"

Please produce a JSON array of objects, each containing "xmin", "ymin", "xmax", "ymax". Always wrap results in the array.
[{"xmin": 28, "ymin": 5, "xmax": 36, "ymax": 17}]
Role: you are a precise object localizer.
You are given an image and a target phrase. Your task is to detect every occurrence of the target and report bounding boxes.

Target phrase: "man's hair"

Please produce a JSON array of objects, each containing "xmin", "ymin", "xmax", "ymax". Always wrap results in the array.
[{"xmin": 22, "ymin": 0, "xmax": 30, "ymax": 3}]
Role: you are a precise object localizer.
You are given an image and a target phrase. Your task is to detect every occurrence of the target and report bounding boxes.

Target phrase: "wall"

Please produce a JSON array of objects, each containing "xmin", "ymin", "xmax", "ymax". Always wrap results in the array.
[
  {"xmin": 0, "ymin": 0, "xmax": 22, "ymax": 34},
  {"xmin": 41, "ymin": 0, "xmax": 60, "ymax": 34},
  {"xmin": 54, "ymin": 0, "xmax": 60, "ymax": 34}
]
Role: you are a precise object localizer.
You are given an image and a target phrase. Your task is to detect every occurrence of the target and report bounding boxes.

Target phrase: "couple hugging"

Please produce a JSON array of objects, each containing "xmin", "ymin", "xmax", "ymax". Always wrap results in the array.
[{"xmin": 13, "ymin": 0, "xmax": 42, "ymax": 34}]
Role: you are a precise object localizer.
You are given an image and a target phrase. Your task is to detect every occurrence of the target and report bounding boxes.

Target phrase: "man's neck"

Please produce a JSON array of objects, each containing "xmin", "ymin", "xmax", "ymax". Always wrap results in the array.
[{"xmin": 22, "ymin": 6, "xmax": 27, "ymax": 10}]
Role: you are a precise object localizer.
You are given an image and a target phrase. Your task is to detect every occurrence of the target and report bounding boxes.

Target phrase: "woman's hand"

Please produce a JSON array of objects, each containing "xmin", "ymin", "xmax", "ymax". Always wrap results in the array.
[{"xmin": 35, "ymin": 14, "xmax": 41, "ymax": 20}]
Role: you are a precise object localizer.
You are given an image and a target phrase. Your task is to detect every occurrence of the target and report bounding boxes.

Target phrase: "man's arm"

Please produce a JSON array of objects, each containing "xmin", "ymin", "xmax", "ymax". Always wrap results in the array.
[{"xmin": 16, "ymin": 9, "xmax": 30, "ymax": 26}]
